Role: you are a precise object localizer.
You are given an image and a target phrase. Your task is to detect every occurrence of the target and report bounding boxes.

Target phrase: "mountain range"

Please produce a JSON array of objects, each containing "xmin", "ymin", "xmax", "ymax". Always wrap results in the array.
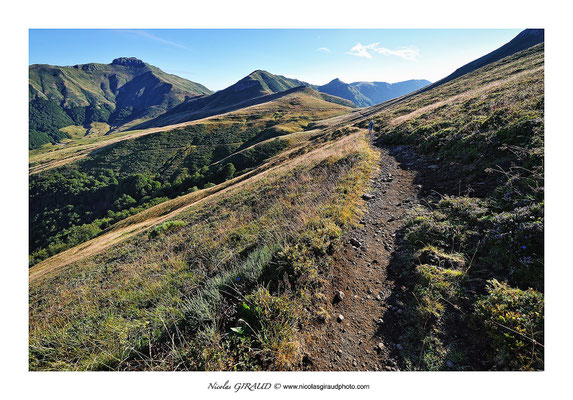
[
  {"xmin": 316, "ymin": 78, "xmax": 431, "ymax": 107},
  {"xmin": 28, "ymin": 29, "xmax": 543, "ymax": 150},
  {"xmin": 29, "ymin": 60, "xmax": 430, "ymax": 148}
]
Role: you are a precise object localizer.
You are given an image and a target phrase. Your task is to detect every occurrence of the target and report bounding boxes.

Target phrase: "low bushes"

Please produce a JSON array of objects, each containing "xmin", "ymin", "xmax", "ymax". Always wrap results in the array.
[
  {"xmin": 475, "ymin": 280, "xmax": 544, "ymax": 370},
  {"xmin": 148, "ymin": 220, "xmax": 187, "ymax": 239}
]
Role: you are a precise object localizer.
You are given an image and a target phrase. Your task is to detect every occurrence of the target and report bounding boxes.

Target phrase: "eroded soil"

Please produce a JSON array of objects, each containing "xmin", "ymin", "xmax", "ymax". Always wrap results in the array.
[{"xmin": 302, "ymin": 137, "xmax": 424, "ymax": 371}]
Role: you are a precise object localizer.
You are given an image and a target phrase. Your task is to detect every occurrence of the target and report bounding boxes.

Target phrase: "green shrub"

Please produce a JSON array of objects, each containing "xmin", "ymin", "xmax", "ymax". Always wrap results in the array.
[
  {"xmin": 148, "ymin": 220, "xmax": 187, "ymax": 239},
  {"xmin": 474, "ymin": 279, "xmax": 543, "ymax": 370}
]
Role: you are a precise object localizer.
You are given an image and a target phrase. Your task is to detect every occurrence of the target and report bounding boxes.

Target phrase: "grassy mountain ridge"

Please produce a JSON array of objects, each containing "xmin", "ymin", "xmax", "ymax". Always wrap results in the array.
[
  {"xmin": 29, "ymin": 58, "xmax": 212, "ymax": 148},
  {"xmin": 362, "ymin": 42, "xmax": 544, "ymax": 371},
  {"xmin": 418, "ymin": 29, "xmax": 543, "ymax": 94},
  {"xmin": 246, "ymin": 70, "xmax": 311, "ymax": 93},
  {"xmin": 137, "ymin": 71, "xmax": 354, "ymax": 128}
]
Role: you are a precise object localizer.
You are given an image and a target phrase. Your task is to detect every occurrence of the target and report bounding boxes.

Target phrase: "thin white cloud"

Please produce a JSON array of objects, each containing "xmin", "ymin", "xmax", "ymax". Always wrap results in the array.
[
  {"xmin": 119, "ymin": 30, "xmax": 188, "ymax": 49},
  {"xmin": 317, "ymin": 47, "xmax": 331, "ymax": 53},
  {"xmin": 346, "ymin": 43, "xmax": 419, "ymax": 61}
]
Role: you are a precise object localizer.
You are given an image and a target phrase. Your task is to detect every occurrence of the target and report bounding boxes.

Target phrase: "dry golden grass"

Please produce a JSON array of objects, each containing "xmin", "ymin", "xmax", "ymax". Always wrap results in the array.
[
  {"xmin": 29, "ymin": 120, "xmax": 378, "ymax": 370},
  {"xmin": 386, "ymin": 66, "xmax": 544, "ymax": 127},
  {"xmin": 29, "ymin": 126, "xmax": 368, "ymax": 285}
]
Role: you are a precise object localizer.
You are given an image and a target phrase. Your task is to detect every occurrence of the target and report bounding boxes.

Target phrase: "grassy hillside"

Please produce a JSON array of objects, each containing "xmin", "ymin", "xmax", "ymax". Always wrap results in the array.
[
  {"xmin": 246, "ymin": 70, "xmax": 310, "ymax": 93},
  {"xmin": 29, "ymin": 58, "xmax": 212, "ymax": 148},
  {"xmin": 422, "ymin": 29, "xmax": 543, "ymax": 92},
  {"xmin": 28, "ymin": 37, "xmax": 544, "ymax": 372},
  {"xmin": 29, "ymin": 89, "xmax": 353, "ymax": 266},
  {"xmin": 363, "ymin": 43, "xmax": 544, "ymax": 370},
  {"xmin": 29, "ymin": 124, "xmax": 378, "ymax": 370},
  {"xmin": 138, "ymin": 71, "xmax": 350, "ymax": 128}
]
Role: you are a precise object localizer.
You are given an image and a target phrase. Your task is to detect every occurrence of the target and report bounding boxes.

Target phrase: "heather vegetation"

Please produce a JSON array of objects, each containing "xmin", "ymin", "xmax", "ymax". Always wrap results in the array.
[{"xmin": 368, "ymin": 43, "xmax": 544, "ymax": 370}]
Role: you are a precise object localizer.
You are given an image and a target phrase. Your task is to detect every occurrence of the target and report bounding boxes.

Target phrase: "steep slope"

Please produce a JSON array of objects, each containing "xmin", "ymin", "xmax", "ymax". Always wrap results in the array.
[
  {"xmin": 306, "ymin": 42, "xmax": 544, "ymax": 372},
  {"xmin": 421, "ymin": 29, "xmax": 543, "ymax": 92},
  {"xmin": 137, "ymin": 70, "xmax": 351, "ymax": 128},
  {"xmin": 28, "ymin": 87, "xmax": 354, "ymax": 266},
  {"xmin": 29, "ymin": 57, "xmax": 212, "ymax": 148}
]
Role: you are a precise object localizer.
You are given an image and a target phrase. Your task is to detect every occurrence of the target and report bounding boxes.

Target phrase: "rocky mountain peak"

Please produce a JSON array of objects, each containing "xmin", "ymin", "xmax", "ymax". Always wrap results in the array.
[{"xmin": 111, "ymin": 57, "xmax": 145, "ymax": 67}]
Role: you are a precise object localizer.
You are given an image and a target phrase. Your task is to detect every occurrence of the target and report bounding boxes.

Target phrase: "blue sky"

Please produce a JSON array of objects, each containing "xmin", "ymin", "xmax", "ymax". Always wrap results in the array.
[{"xmin": 29, "ymin": 29, "xmax": 522, "ymax": 91}]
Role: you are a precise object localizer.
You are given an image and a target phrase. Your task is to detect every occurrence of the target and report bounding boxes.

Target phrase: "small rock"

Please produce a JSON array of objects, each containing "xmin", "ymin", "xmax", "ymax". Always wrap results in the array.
[
  {"xmin": 377, "ymin": 343, "xmax": 385, "ymax": 352},
  {"xmin": 362, "ymin": 193, "xmax": 375, "ymax": 201},
  {"xmin": 376, "ymin": 295, "xmax": 382, "ymax": 301},
  {"xmin": 367, "ymin": 288, "xmax": 373, "ymax": 294},
  {"xmin": 350, "ymin": 238, "xmax": 362, "ymax": 248},
  {"xmin": 337, "ymin": 314, "xmax": 344, "ymax": 322},
  {"xmin": 335, "ymin": 290, "xmax": 345, "ymax": 302}
]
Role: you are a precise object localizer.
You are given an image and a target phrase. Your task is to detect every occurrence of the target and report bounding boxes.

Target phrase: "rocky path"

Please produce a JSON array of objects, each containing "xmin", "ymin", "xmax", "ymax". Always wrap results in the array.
[{"xmin": 303, "ymin": 135, "xmax": 421, "ymax": 371}]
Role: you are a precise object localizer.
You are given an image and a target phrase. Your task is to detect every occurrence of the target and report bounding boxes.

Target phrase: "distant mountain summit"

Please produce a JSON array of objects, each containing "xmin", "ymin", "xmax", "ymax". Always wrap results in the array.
[
  {"xmin": 317, "ymin": 78, "xmax": 431, "ymax": 107},
  {"xmin": 317, "ymin": 79, "xmax": 372, "ymax": 107},
  {"xmin": 110, "ymin": 57, "xmax": 146, "ymax": 67},
  {"xmin": 350, "ymin": 80, "xmax": 431, "ymax": 104},
  {"xmin": 29, "ymin": 58, "xmax": 212, "ymax": 148},
  {"xmin": 138, "ymin": 70, "xmax": 354, "ymax": 128}
]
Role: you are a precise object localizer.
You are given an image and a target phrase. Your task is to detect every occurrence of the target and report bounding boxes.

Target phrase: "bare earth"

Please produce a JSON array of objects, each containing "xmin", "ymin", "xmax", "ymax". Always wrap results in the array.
[{"xmin": 303, "ymin": 138, "xmax": 421, "ymax": 371}]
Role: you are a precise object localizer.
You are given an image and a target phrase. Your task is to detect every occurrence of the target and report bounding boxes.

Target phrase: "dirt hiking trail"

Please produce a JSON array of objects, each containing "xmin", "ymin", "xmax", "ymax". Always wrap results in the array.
[{"xmin": 303, "ymin": 133, "xmax": 422, "ymax": 371}]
